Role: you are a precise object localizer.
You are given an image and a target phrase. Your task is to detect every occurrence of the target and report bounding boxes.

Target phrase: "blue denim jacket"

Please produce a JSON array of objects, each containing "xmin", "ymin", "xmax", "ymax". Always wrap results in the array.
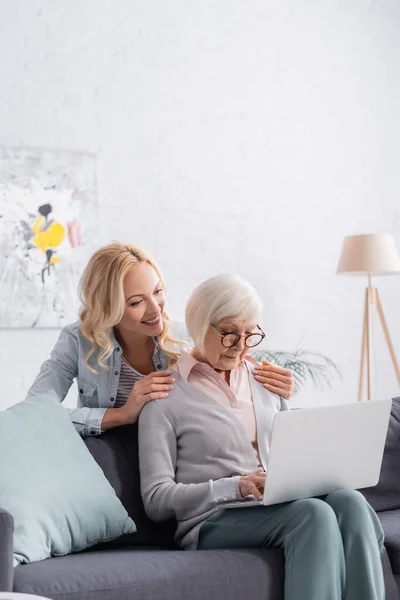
[{"xmin": 27, "ymin": 320, "xmax": 187, "ymax": 437}]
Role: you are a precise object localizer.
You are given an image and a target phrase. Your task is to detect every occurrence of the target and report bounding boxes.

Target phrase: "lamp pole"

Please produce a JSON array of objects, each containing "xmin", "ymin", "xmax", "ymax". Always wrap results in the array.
[{"xmin": 358, "ymin": 273, "xmax": 400, "ymax": 401}]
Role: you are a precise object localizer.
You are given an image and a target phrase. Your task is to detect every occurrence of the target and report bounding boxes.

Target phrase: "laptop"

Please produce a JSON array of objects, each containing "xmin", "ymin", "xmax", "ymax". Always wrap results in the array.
[{"xmin": 224, "ymin": 398, "xmax": 392, "ymax": 508}]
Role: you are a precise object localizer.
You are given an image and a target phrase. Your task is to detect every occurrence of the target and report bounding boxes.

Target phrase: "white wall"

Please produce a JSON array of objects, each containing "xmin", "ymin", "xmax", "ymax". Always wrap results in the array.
[{"xmin": 1, "ymin": 0, "xmax": 400, "ymax": 410}]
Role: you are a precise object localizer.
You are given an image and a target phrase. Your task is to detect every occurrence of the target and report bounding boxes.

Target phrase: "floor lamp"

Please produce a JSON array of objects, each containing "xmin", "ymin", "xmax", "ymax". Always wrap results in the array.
[{"xmin": 337, "ymin": 233, "xmax": 400, "ymax": 401}]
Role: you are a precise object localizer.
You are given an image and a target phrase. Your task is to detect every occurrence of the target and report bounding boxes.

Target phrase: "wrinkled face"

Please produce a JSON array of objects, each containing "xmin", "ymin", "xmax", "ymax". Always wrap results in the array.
[
  {"xmin": 116, "ymin": 262, "xmax": 166, "ymax": 338},
  {"xmin": 202, "ymin": 318, "xmax": 258, "ymax": 371}
]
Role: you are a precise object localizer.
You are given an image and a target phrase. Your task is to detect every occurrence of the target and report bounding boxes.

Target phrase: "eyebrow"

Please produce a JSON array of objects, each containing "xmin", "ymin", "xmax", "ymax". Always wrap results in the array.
[
  {"xmin": 220, "ymin": 323, "xmax": 256, "ymax": 332},
  {"xmin": 126, "ymin": 281, "xmax": 162, "ymax": 303}
]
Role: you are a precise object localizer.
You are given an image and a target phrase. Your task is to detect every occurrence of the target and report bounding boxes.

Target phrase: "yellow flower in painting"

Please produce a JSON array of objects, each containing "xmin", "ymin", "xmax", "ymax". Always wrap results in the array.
[{"xmin": 32, "ymin": 217, "xmax": 65, "ymax": 253}]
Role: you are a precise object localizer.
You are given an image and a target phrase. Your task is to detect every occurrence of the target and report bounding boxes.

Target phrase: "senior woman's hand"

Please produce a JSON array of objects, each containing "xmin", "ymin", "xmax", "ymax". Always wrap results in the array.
[
  {"xmin": 239, "ymin": 472, "xmax": 266, "ymax": 500},
  {"xmin": 246, "ymin": 357, "xmax": 294, "ymax": 399}
]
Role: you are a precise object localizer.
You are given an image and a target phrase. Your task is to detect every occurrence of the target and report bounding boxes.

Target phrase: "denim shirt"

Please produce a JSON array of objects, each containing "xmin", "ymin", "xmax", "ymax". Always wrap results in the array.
[{"xmin": 27, "ymin": 320, "xmax": 188, "ymax": 437}]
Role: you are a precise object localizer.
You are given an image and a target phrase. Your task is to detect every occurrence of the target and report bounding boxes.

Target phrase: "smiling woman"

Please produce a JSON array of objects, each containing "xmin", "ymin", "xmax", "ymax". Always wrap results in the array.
[
  {"xmin": 117, "ymin": 265, "xmax": 166, "ymax": 339},
  {"xmin": 27, "ymin": 242, "xmax": 294, "ymax": 437}
]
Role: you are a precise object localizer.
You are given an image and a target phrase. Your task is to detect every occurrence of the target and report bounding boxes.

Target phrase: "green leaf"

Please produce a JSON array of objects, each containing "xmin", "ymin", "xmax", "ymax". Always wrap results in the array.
[{"xmin": 249, "ymin": 349, "xmax": 341, "ymax": 395}]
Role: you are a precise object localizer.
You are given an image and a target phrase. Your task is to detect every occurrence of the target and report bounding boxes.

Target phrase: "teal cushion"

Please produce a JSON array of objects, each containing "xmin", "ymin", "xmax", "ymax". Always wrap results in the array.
[{"xmin": 0, "ymin": 390, "xmax": 136, "ymax": 566}]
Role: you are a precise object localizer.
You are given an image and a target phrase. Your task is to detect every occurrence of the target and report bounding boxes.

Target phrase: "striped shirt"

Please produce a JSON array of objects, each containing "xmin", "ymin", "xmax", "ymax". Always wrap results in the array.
[
  {"xmin": 115, "ymin": 357, "xmax": 142, "ymax": 408},
  {"xmin": 115, "ymin": 348, "xmax": 167, "ymax": 408}
]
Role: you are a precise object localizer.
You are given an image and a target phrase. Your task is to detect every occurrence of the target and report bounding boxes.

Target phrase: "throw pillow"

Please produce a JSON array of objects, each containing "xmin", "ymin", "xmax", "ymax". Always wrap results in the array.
[{"xmin": 0, "ymin": 390, "xmax": 136, "ymax": 566}]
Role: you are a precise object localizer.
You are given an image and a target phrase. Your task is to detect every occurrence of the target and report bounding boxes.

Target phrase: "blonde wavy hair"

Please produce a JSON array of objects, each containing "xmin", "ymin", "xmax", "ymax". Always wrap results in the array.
[{"xmin": 79, "ymin": 242, "xmax": 182, "ymax": 373}]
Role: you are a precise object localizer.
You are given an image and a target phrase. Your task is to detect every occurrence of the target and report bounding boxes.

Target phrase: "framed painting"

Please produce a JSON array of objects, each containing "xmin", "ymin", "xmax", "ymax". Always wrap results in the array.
[{"xmin": 0, "ymin": 147, "xmax": 97, "ymax": 328}]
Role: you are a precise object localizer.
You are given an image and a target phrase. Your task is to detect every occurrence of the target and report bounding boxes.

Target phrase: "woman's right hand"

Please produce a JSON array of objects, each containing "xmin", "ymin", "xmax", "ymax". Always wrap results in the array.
[
  {"xmin": 239, "ymin": 472, "xmax": 266, "ymax": 500},
  {"xmin": 118, "ymin": 370, "xmax": 175, "ymax": 425}
]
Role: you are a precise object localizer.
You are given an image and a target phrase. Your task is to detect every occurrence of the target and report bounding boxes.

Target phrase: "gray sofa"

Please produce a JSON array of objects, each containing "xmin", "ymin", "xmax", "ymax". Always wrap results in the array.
[{"xmin": 1, "ymin": 397, "xmax": 400, "ymax": 600}]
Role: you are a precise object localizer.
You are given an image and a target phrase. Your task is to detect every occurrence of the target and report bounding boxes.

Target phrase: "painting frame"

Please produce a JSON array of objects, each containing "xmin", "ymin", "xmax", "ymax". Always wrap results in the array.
[{"xmin": 0, "ymin": 146, "xmax": 98, "ymax": 328}]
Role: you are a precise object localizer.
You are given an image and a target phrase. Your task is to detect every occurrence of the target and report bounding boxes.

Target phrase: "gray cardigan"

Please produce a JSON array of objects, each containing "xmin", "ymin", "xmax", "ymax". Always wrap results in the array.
[{"xmin": 138, "ymin": 361, "xmax": 289, "ymax": 549}]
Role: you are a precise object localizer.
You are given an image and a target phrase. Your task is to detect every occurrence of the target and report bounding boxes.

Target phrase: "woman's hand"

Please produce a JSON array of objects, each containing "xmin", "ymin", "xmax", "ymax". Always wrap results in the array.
[
  {"xmin": 239, "ymin": 472, "xmax": 266, "ymax": 500},
  {"xmin": 247, "ymin": 357, "xmax": 294, "ymax": 399},
  {"xmin": 118, "ymin": 370, "xmax": 175, "ymax": 425}
]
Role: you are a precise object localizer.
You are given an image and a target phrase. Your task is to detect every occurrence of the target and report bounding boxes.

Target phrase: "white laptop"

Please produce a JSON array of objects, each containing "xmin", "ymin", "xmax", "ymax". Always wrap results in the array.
[{"xmin": 225, "ymin": 398, "xmax": 392, "ymax": 508}]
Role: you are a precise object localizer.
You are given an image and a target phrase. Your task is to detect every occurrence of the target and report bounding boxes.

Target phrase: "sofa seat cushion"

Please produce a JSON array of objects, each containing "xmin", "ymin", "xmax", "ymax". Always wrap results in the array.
[
  {"xmin": 13, "ymin": 547, "xmax": 284, "ymax": 600},
  {"xmin": 395, "ymin": 574, "xmax": 400, "ymax": 596},
  {"xmin": 379, "ymin": 510, "xmax": 400, "ymax": 574}
]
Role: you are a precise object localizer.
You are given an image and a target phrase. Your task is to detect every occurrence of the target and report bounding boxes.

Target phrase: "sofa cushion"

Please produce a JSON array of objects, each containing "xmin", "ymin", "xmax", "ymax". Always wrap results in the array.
[
  {"xmin": 361, "ymin": 397, "xmax": 400, "ymax": 512},
  {"xmin": 395, "ymin": 575, "xmax": 400, "ymax": 596},
  {"xmin": 0, "ymin": 391, "xmax": 136, "ymax": 566},
  {"xmin": 379, "ymin": 510, "xmax": 400, "ymax": 575},
  {"xmin": 84, "ymin": 424, "xmax": 177, "ymax": 548},
  {"xmin": 381, "ymin": 546, "xmax": 400, "ymax": 600},
  {"xmin": 13, "ymin": 546, "xmax": 399, "ymax": 600},
  {"xmin": 13, "ymin": 547, "xmax": 285, "ymax": 600}
]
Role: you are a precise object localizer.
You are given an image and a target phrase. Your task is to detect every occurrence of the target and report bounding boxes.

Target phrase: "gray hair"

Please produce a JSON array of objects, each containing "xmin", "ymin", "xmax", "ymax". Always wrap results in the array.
[{"xmin": 185, "ymin": 274, "xmax": 263, "ymax": 353}]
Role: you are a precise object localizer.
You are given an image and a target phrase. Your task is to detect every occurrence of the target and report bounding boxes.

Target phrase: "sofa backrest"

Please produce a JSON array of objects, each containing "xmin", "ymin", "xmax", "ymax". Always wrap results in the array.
[
  {"xmin": 360, "ymin": 397, "xmax": 400, "ymax": 512},
  {"xmin": 84, "ymin": 397, "xmax": 400, "ymax": 542},
  {"xmin": 84, "ymin": 423, "xmax": 177, "ymax": 548}
]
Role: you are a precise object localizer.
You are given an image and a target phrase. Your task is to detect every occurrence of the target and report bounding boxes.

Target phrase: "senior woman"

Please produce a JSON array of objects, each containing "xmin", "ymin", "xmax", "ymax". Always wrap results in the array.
[{"xmin": 139, "ymin": 274, "xmax": 385, "ymax": 600}]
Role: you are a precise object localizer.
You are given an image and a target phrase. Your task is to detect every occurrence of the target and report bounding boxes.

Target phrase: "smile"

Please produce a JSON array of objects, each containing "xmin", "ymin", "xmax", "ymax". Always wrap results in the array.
[{"xmin": 141, "ymin": 316, "xmax": 161, "ymax": 326}]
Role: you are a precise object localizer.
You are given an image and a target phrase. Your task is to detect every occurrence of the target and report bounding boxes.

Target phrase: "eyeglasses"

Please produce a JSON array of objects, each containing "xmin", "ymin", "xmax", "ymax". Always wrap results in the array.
[{"xmin": 211, "ymin": 324, "xmax": 265, "ymax": 349}]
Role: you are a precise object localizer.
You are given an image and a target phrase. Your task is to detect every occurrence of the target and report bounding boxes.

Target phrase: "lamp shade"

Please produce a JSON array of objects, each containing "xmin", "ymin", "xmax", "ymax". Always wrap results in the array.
[{"xmin": 337, "ymin": 233, "xmax": 400, "ymax": 276}]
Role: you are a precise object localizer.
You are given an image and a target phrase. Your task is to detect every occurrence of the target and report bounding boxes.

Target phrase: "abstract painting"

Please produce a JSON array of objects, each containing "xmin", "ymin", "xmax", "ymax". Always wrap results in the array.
[{"xmin": 0, "ymin": 147, "xmax": 97, "ymax": 328}]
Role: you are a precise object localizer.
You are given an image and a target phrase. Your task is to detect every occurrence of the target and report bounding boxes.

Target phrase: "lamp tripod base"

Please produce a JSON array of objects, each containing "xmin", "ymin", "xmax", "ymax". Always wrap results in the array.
[{"xmin": 359, "ymin": 285, "xmax": 400, "ymax": 401}]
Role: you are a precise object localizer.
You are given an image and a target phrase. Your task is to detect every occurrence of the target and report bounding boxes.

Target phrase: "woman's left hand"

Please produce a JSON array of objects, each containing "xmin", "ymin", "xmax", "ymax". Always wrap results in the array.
[{"xmin": 247, "ymin": 357, "xmax": 294, "ymax": 400}]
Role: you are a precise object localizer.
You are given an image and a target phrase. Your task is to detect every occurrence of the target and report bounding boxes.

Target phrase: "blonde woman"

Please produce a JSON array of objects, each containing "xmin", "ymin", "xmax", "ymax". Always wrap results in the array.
[
  {"xmin": 27, "ymin": 242, "xmax": 294, "ymax": 436},
  {"xmin": 139, "ymin": 274, "xmax": 384, "ymax": 600}
]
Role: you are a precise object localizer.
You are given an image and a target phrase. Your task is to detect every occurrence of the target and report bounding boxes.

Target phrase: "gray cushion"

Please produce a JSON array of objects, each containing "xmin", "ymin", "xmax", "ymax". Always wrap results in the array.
[
  {"xmin": 84, "ymin": 424, "xmax": 177, "ymax": 549},
  {"xmin": 381, "ymin": 546, "xmax": 400, "ymax": 600},
  {"xmin": 395, "ymin": 574, "xmax": 400, "ymax": 596},
  {"xmin": 361, "ymin": 397, "xmax": 400, "ymax": 512},
  {"xmin": 379, "ymin": 510, "xmax": 400, "ymax": 575},
  {"xmin": 13, "ymin": 545, "xmax": 399, "ymax": 600},
  {"xmin": 13, "ymin": 547, "xmax": 285, "ymax": 600}
]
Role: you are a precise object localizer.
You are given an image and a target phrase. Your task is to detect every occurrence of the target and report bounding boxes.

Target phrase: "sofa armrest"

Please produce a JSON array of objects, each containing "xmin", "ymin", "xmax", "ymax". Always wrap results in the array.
[{"xmin": 0, "ymin": 508, "xmax": 14, "ymax": 591}]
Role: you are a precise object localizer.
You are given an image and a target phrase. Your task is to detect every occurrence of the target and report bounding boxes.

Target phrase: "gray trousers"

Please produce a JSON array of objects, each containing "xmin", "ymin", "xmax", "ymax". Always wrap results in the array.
[{"xmin": 198, "ymin": 488, "xmax": 385, "ymax": 600}]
